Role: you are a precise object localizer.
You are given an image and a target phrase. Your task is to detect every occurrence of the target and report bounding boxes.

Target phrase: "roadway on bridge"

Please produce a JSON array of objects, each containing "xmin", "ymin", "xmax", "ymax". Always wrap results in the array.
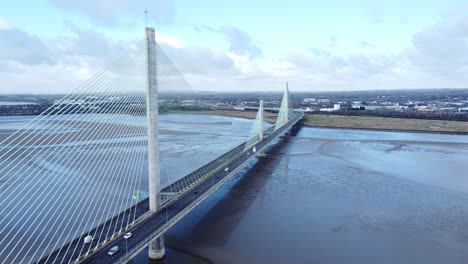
[{"xmin": 38, "ymin": 113, "xmax": 302, "ymax": 264}]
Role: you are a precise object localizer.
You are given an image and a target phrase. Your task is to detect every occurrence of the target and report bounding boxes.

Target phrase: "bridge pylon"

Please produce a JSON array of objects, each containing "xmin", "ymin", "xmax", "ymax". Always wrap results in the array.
[
  {"xmin": 145, "ymin": 26, "xmax": 165, "ymax": 259},
  {"xmin": 245, "ymin": 99, "xmax": 265, "ymax": 152},
  {"xmin": 275, "ymin": 81, "xmax": 292, "ymax": 130}
]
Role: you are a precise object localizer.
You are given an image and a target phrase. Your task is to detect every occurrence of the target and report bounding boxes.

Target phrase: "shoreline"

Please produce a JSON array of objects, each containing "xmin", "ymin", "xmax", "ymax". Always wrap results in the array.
[
  {"xmin": 200, "ymin": 110, "xmax": 468, "ymax": 135},
  {"xmin": 302, "ymin": 124, "xmax": 468, "ymax": 135}
]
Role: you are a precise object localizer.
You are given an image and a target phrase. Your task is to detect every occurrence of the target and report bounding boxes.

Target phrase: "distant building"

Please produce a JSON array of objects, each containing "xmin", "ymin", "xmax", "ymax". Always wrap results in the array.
[
  {"xmin": 414, "ymin": 105, "xmax": 429, "ymax": 111},
  {"xmin": 365, "ymin": 105, "xmax": 381, "ymax": 110},
  {"xmin": 303, "ymin": 98, "xmax": 317, "ymax": 103},
  {"xmin": 385, "ymin": 104, "xmax": 409, "ymax": 110},
  {"xmin": 351, "ymin": 103, "xmax": 365, "ymax": 110},
  {"xmin": 298, "ymin": 107, "xmax": 313, "ymax": 112},
  {"xmin": 320, "ymin": 104, "xmax": 340, "ymax": 112}
]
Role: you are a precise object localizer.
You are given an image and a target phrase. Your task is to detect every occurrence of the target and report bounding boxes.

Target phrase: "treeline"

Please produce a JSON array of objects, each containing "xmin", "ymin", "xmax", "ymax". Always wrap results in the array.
[
  {"xmin": 0, "ymin": 104, "xmax": 52, "ymax": 116},
  {"xmin": 312, "ymin": 110, "xmax": 468, "ymax": 122},
  {"xmin": 0, "ymin": 102, "xmax": 213, "ymax": 116}
]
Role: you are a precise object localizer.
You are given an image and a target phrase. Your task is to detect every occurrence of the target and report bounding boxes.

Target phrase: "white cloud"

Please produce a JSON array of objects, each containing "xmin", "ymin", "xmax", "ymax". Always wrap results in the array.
[
  {"xmin": 194, "ymin": 25, "xmax": 263, "ymax": 59},
  {"xmin": 5, "ymin": 3, "xmax": 468, "ymax": 93},
  {"xmin": 0, "ymin": 17, "xmax": 12, "ymax": 30},
  {"xmin": 406, "ymin": 14, "xmax": 468, "ymax": 78},
  {"xmin": 155, "ymin": 32, "xmax": 183, "ymax": 48}
]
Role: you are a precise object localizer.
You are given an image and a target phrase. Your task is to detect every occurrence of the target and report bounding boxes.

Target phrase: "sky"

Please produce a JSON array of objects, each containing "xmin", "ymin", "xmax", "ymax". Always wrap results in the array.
[{"xmin": 1, "ymin": 0, "xmax": 468, "ymax": 93}]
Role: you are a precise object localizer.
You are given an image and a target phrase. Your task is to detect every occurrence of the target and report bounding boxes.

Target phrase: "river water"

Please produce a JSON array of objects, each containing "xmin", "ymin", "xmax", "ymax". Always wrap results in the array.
[
  {"xmin": 132, "ymin": 125, "xmax": 468, "ymax": 264},
  {"xmin": 0, "ymin": 113, "xmax": 264, "ymax": 263},
  {"xmin": 1, "ymin": 113, "xmax": 468, "ymax": 263}
]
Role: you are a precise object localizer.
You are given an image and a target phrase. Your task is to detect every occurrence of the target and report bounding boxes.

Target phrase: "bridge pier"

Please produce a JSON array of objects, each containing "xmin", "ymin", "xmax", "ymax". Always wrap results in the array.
[
  {"xmin": 149, "ymin": 236, "xmax": 165, "ymax": 259},
  {"xmin": 146, "ymin": 27, "xmax": 166, "ymax": 260}
]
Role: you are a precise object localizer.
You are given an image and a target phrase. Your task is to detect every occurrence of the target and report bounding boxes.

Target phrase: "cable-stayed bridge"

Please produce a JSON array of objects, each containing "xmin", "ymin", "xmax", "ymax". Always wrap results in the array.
[{"xmin": 0, "ymin": 27, "xmax": 303, "ymax": 264}]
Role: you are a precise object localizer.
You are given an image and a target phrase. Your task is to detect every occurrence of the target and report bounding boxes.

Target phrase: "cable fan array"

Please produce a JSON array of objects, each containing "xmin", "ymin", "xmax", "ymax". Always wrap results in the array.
[{"xmin": 0, "ymin": 33, "xmax": 258, "ymax": 263}]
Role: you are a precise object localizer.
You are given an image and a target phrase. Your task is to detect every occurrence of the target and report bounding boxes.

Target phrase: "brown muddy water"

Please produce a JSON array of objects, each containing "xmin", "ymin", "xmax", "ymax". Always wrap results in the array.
[
  {"xmin": 1, "ymin": 114, "xmax": 468, "ymax": 263},
  {"xmin": 133, "ymin": 126, "xmax": 468, "ymax": 264}
]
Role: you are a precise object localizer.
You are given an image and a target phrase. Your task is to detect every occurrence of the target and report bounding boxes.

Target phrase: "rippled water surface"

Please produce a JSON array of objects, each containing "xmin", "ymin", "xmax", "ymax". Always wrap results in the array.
[
  {"xmin": 138, "ymin": 126, "xmax": 468, "ymax": 264},
  {"xmin": 1, "ymin": 113, "xmax": 468, "ymax": 264}
]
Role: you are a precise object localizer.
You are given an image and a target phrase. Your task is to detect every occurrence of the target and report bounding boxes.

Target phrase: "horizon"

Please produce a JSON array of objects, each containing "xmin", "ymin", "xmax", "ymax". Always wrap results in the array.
[
  {"xmin": 2, "ymin": 87, "xmax": 468, "ymax": 96},
  {"xmin": 1, "ymin": 1, "xmax": 468, "ymax": 93}
]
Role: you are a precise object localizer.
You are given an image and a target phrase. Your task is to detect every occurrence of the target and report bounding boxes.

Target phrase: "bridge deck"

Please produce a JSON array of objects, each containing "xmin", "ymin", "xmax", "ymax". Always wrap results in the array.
[{"xmin": 37, "ymin": 113, "xmax": 303, "ymax": 264}]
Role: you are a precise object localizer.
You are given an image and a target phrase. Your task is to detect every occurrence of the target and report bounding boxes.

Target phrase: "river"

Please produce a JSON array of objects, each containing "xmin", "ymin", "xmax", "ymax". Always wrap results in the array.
[
  {"xmin": 1, "ymin": 114, "xmax": 468, "ymax": 263},
  {"xmin": 132, "ymin": 125, "xmax": 468, "ymax": 264}
]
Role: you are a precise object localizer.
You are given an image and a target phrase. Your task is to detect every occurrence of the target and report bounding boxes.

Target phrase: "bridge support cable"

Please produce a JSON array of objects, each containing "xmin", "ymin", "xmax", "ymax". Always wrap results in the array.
[
  {"xmin": 6, "ymin": 95, "xmax": 144, "ymax": 263},
  {"xmin": 152, "ymin": 42, "xmax": 254, "ymax": 195},
  {"xmin": 28, "ymin": 91, "xmax": 148, "ymax": 264},
  {"xmin": 244, "ymin": 99, "xmax": 265, "ymax": 151},
  {"xmin": 53, "ymin": 53, "xmax": 149, "ymax": 262},
  {"xmin": 0, "ymin": 40, "xmax": 147, "ymax": 176},
  {"xmin": 0, "ymin": 38, "xmax": 150, "ymax": 263},
  {"xmin": 274, "ymin": 81, "xmax": 293, "ymax": 131},
  {"xmin": 0, "ymin": 65, "xmax": 145, "ymax": 213},
  {"xmin": 0, "ymin": 25, "xmax": 264, "ymax": 263},
  {"xmin": 22, "ymin": 92, "xmax": 146, "ymax": 262},
  {"xmin": 2, "ymin": 97, "xmax": 146, "ymax": 264}
]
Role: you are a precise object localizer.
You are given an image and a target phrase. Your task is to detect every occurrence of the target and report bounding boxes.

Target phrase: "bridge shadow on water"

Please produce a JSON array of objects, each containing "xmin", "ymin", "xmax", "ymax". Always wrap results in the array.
[{"xmin": 131, "ymin": 126, "xmax": 302, "ymax": 264}]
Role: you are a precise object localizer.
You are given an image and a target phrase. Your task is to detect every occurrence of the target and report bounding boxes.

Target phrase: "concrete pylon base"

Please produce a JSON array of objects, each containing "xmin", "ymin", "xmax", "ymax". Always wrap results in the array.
[{"xmin": 148, "ymin": 236, "xmax": 165, "ymax": 259}]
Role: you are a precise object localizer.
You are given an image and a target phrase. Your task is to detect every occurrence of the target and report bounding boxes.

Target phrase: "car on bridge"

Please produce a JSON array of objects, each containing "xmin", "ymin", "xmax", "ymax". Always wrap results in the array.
[
  {"xmin": 108, "ymin": 246, "xmax": 120, "ymax": 256},
  {"xmin": 124, "ymin": 232, "xmax": 132, "ymax": 239},
  {"xmin": 84, "ymin": 235, "xmax": 93, "ymax": 244}
]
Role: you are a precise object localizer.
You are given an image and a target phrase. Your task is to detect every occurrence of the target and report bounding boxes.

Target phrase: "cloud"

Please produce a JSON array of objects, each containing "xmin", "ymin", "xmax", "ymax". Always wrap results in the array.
[
  {"xmin": 220, "ymin": 26, "xmax": 263, "ymax": 58},
  {"xmin": 6, "ymin": 4, "xmax": 468, "ymax": 93},
  {"xmin": 0, "ymin": 21, "xmax": 240, "ymax": 93},
  {"xmin": 155, "ymin": 32, "xmax": 183, "ymax": 48},
  {"xmin": 194, "ymin": 25, "xmax": 263, "ymax": 59},
  {"xmin": 50, "ymin": 0, "xmax": 175, "ymax": 25},
  {"xmin": 0, "ymin": 16, "xmax": 12, "ymax": 30},
  {"xmin": 280, "ymin": 47, "xmax": 402, "ymax": 90},
  {"xmin": 159, "ymin": 43, "xmax": 236, "ymax": 76},
  {"xmin": 368, "ymin": 6, "xmax": 384, "ymax": 24},
  {"xmin": 407, "ymin": 14, "xmax": 468, "ymax": 77},
  {"xmin": 0, "ymin": 28, "xmax": 56, "ymax": 68},
  {"xmin": 358, "ymin": 41, "xmax": 376, "ymax": 49},
  {"xmin": 309, "ymin": 36, "xmax": 338, "ymax": 58},
  {"xmin": 64, "ymin": 24, "xmax": 126, "ymax": 59}
]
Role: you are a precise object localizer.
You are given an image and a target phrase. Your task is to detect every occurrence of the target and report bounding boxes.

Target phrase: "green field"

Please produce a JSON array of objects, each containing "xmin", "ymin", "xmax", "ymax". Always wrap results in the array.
[{"xmin": 304, "ymin": 114, "xmax": 468, "ymax": 134}]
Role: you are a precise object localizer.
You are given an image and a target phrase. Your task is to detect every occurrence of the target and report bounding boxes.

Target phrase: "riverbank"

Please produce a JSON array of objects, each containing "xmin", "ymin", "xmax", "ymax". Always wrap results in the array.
[
  {"xmin": 197, "ymin": 110, "xmax": 468, "ymax": 135},
  {"xmin": 133, "ymin": 126, "xmax": 468, "ymax": 264},
  {"xmin": 197, "ymin": 110, "xmax": 277, "ymax": 123},
  {"xmin": 304, "ymin": 114, "xmax": 468, "ymax": 134}
]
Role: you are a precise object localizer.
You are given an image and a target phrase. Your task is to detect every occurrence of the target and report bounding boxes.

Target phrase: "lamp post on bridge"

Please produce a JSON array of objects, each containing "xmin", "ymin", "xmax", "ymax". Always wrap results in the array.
[
  {"xmin": 259, "ymin": 100, "xmax": 264, "ymax": 141},
  {"xmin": 145, "ymin": 26, "xmax": 165, "ymax": 260}
]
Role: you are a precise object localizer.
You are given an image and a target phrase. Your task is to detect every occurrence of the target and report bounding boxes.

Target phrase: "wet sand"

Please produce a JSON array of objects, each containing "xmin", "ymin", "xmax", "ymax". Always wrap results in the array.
[
  {"xmin": 133, "ymin": 126, "xmax": 468, "ymax": 264},
  {"xmin": 0, "ymin": 113, "xmax": 259, "ymax": 263}
]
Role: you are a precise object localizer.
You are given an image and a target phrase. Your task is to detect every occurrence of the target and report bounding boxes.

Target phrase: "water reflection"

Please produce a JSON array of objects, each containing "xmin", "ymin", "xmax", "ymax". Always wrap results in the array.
[{"xmin": 132, "ymin": 126, "xmax": 468, "ymax": 264}]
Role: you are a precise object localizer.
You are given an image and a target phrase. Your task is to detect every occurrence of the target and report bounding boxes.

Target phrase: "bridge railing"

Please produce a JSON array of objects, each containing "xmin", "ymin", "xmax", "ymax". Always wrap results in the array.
[
  {"xmin": 110, "ymin": 112, "xmax": 304, "ymax": 263},
  {"xmin": 40, "ymin": 112, "xmax": 304, "ymax": 263}
]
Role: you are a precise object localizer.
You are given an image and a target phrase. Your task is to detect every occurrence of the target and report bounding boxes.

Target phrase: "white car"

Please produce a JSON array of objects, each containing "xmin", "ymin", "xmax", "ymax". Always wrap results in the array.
[
  {"xmin": 123, "ymin": 232, "xmax": 132, "ymax": 239},
  {"xmin": 108, "ymin": 246, "xmax": 119, "ymax": 256},
  {"xmin": 84, "ymin": 235, "xmax": 93, "ymax": 244}
]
